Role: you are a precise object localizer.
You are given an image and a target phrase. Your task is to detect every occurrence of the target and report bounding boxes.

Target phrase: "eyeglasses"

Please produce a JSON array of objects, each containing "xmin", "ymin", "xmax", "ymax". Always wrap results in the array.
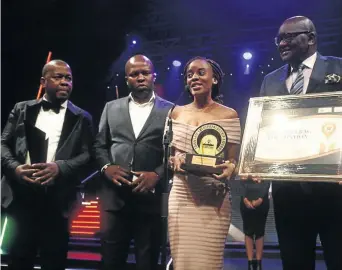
[{"xmin": 274, "ymin": 31, "xmax": 311, "ymax": 46}]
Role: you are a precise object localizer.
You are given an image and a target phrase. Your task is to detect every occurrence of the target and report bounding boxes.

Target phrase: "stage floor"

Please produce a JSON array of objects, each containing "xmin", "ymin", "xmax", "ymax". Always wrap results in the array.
[{"xmin": 1, "ymin": 249, "xmax": 328, "ymax": 270}]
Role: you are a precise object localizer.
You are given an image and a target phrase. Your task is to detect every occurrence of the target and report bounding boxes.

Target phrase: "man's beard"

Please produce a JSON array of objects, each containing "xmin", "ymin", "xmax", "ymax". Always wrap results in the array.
[{"xmin": 130, "ymin": 85, "xmax": 153, "ymax": 100}]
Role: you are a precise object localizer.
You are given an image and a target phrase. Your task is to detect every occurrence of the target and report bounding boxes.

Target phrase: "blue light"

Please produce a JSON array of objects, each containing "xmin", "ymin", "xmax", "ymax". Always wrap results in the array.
[
  {"xmin": 172, "ymin": 60, "xmax": 181, "ymax": 67},
  {"xmin": 243, "ymin": 52, "xmax": 252, "ymax": 60},
  {"xmin": 132, "ymin": 40, "xmax": 137, "ymax": 44}
]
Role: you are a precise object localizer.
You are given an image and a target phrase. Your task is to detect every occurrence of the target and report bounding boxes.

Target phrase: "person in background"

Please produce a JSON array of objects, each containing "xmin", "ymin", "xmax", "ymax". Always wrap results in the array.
[{"xmin": 240, "ymin": 181, "xmax": 270, "ymax": 270}]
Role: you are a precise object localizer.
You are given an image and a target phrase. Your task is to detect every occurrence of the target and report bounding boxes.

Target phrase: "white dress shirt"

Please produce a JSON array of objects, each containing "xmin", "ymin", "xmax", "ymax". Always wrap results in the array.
[
  {"xmin": 286, "ymin": 52, "xmax": 317, "ymax": 94},
  {"xmin": 128, "ymin": 92, "xmax": 155, "ymax": 138},
  {"xmin": 26, "ymin": 97, "xmax": 67, "ymax": 164}
]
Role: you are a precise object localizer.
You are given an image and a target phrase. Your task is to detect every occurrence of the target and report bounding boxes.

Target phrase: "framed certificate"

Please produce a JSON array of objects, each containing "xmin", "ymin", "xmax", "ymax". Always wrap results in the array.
[{"xmin": 238, "ymin": 91, "xmax": 342, "ymax": 182}]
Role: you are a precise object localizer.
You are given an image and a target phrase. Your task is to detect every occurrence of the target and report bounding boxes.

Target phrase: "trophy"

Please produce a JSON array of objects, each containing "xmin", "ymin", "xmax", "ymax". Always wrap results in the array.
[
  {"xmin": 181, "ymin": 123, "xmax": 227, "ymax": 174},
  {"xmin": 24, "ymin": 120, "xmax": 48, "ymax": 164}
]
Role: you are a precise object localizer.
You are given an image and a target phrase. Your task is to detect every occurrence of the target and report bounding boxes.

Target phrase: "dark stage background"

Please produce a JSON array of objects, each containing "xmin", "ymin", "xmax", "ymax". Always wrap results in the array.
[{"xmin": 2, "ymin": 0, "xmax": 342, "ymax": 244}]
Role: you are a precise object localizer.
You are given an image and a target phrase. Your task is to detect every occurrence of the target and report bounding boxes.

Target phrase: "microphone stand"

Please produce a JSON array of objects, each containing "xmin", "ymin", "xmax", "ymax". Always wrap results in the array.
[
  {"xmin": 160, "ymin": 105, "xmax": 175, "ymax": 269},
  {"xmin": 77, "ymin": 170, "xmax": 100, "ymax": 198}
]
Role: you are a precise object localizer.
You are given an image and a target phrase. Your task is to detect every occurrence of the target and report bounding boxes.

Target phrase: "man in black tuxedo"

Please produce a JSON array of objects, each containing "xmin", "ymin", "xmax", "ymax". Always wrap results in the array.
[
  {"xmin": 1, "ymin": 60, "xmax": 94, "ymax": 270},
  {"xmin": 260, "ymin": 16, "xmax": 342, "ymax": 270},
  {"xmin": 93, "ymin": 54, "xmax": 173, "ymax": 270}
]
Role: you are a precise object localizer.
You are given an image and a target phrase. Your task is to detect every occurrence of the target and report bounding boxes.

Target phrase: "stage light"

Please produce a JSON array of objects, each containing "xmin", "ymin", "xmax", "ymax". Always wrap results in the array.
[
  {"xmin": 132, "ymin": 40, "xmax": 137, "ymax": 44},
  {"xmin": 244, "ymin": 64, "xmax": 250, "ymax": 75},
  {"xmin": 243, "ymin": 52, "xmax": 252, "ymax": 60},
  {"xmin": 173, "ymin": 60, "xmax": 181, "ymax": 67}
]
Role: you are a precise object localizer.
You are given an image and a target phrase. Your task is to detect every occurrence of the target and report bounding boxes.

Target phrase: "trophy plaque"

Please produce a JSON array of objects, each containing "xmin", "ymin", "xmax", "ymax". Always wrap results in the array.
[
  {"xmin": 181, "ymin": 123, "xmax": 227, "ymax": 174},
  {"xmin": 237, "ymin": 91, "xmax": 342, "ymax": 182},
  {"xmin": 24, "ymin": 120, "xmax": 48, "ymax": 164}
]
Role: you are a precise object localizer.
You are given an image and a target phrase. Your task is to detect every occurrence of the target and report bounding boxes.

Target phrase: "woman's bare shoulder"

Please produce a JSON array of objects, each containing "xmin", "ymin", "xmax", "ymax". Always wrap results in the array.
[
  {"xmin": 216, "ymin": 103, "xmax": 238, "ymax": 119},
  {"xmin": 171, "ymin": 105, "xmax": 186, "ymax": 119}
]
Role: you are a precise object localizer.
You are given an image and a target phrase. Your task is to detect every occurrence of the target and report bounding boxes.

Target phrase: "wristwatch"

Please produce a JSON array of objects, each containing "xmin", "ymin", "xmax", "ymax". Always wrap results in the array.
[{"xmin": 101, "ymin": 163, "xmax": 112, "ymax": 174}]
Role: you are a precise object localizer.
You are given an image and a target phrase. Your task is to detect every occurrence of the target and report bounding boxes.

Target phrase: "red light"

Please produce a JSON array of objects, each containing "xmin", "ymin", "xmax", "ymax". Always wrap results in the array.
[
  {"xmin": 70, "ymin": 231, "xmax": 94, "ymax": 235},
  {"xmin": 70, "ymin": 199, "xmax": 101, "ymax": 238},
  {"xmin": 71, "ymin": 225, "xmax": 100, "ymax": 229},
  {"xmin": 73, "ymin": 221, "xmax": 100, "ymax": 224}
]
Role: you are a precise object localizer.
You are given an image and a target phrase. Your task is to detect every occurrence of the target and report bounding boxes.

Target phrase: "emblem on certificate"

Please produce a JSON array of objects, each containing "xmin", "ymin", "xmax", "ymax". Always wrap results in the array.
[
  {"xmin": 237, "ymin": 92, "xmax": 342, "ymax": 182},
  {"xmin": 181, "ymin": 123, "xmax": 227, "ymax": 174}
]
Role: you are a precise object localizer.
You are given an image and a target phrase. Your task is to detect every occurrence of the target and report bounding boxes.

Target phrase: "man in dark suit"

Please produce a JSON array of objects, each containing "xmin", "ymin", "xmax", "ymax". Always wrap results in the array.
[
  {"xmin": 1, "ymin": 60, "xmax": 94, "ymax": 270},
  {"xmin": 260, "ymin": 16, "xmax": 342, "ymax": 270},
  {"xmin": 93, "ymin": 54, "xmax": 173, "ymax": 270}
]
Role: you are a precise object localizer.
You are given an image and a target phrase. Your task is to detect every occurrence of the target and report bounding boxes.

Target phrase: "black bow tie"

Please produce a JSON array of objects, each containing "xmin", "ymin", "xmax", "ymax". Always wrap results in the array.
[{"xmin": 41, "ymin": 100, "xmax": 61, "ymax": 114}]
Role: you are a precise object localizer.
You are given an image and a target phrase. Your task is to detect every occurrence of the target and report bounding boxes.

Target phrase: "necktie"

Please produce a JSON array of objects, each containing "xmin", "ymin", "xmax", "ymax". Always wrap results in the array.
[
  {"xmin": 41, "ymin": 100, "xmax": 61, "ymax": 114},
  {"xmin": 289, "ymin": 64, "xmax": 312, "ymax": 192},
  {"xmin": 290, "ymin": 64, "xmax": 305, "ymax": 95}
]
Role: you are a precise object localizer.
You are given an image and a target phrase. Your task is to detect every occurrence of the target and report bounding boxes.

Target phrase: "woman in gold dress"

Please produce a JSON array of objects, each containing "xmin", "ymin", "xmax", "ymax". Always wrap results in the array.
[{"xmin": 168, "ymin": 56, "xmax": 241, "ymax": 269}]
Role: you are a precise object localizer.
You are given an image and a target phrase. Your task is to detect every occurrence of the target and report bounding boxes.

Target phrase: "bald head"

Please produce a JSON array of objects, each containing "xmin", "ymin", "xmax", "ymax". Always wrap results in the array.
[
  {"xmin": 125, "ymin": 55, "xmax": 154, "ymax": 75},
  {"xmin": 281, "ymin": 16, "xmax": 316, "ymax": 34},
  {"xmin": 42, "ymin": 60, "xmax": 71, "ymax": 77}
]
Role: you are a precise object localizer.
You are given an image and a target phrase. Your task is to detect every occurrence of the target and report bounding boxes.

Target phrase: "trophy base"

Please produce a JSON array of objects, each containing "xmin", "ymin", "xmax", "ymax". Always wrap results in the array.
[{"xmin": 181, "ymin": 154, "xmax": 225, "ymax": 174}]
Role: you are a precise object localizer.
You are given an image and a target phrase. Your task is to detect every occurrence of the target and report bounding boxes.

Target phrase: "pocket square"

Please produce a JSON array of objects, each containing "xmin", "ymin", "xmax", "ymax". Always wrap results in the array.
[{"xmin": 325, "ymin": 74, "xmax": 341, "ymax": 84}]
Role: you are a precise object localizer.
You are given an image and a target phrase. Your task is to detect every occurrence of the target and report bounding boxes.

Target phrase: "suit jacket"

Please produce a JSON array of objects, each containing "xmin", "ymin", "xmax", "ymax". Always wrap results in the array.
[
  {"xmin": 1, "ymin": 99, "xmax": 94, "ymax": 214},
  {"xmin": 259, "ymin": 53, "xmax": 342, "ymax": 193},
  {"xmin": 93, "ymin": 95, "xmax": 173, "ymax": 214},
  {"xmin": 260, "ymin": 53, "xmax": 342, "ymax": 96}
]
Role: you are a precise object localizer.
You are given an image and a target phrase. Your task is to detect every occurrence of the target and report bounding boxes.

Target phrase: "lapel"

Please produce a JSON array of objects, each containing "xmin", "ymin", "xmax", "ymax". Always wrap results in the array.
[
  {"xmin": 20, "ymin": 99, "xmax": 42, "ymax": 159},
  {"xmin": 56, "ymin": 101, "xmax": 80, "ymax": 156},
  {"xmin": 24, "ymin": 99, "xmax": 43, "ymax": 125},
  {"xmin": 306, "ymin": 53, "xmax": 327, "ymax": 93},
  {"xmin": 276, "ymin": 65, "xmax": 290, "ymax": 96},
  {"xmin": 136, "ymin": 95, "xmax": 160, "ymax": 140},
  {"xmin": 121, "ymin": 96, "xmax": 136, "ymax": 140}
]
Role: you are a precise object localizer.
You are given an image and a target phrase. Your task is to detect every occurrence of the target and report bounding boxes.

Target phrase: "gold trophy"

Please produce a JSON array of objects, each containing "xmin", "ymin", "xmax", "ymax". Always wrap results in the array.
[{"xmin": 181, "ymin": 123, "xmax": 227, "ymax": 174}]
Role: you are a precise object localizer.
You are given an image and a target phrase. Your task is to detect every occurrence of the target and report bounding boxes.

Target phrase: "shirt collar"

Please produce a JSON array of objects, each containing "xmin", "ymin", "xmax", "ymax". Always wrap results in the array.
[
  {"xmin": 42, "ymin": 95, "xmax": 68, "ymax": 108},
  {"xmin": 291, "ymin": 52, "xmax": 317, "ymax": 72},
  {"xmin": 129, "ymin": 91, "xmax": 155, "ymax": 106}
]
